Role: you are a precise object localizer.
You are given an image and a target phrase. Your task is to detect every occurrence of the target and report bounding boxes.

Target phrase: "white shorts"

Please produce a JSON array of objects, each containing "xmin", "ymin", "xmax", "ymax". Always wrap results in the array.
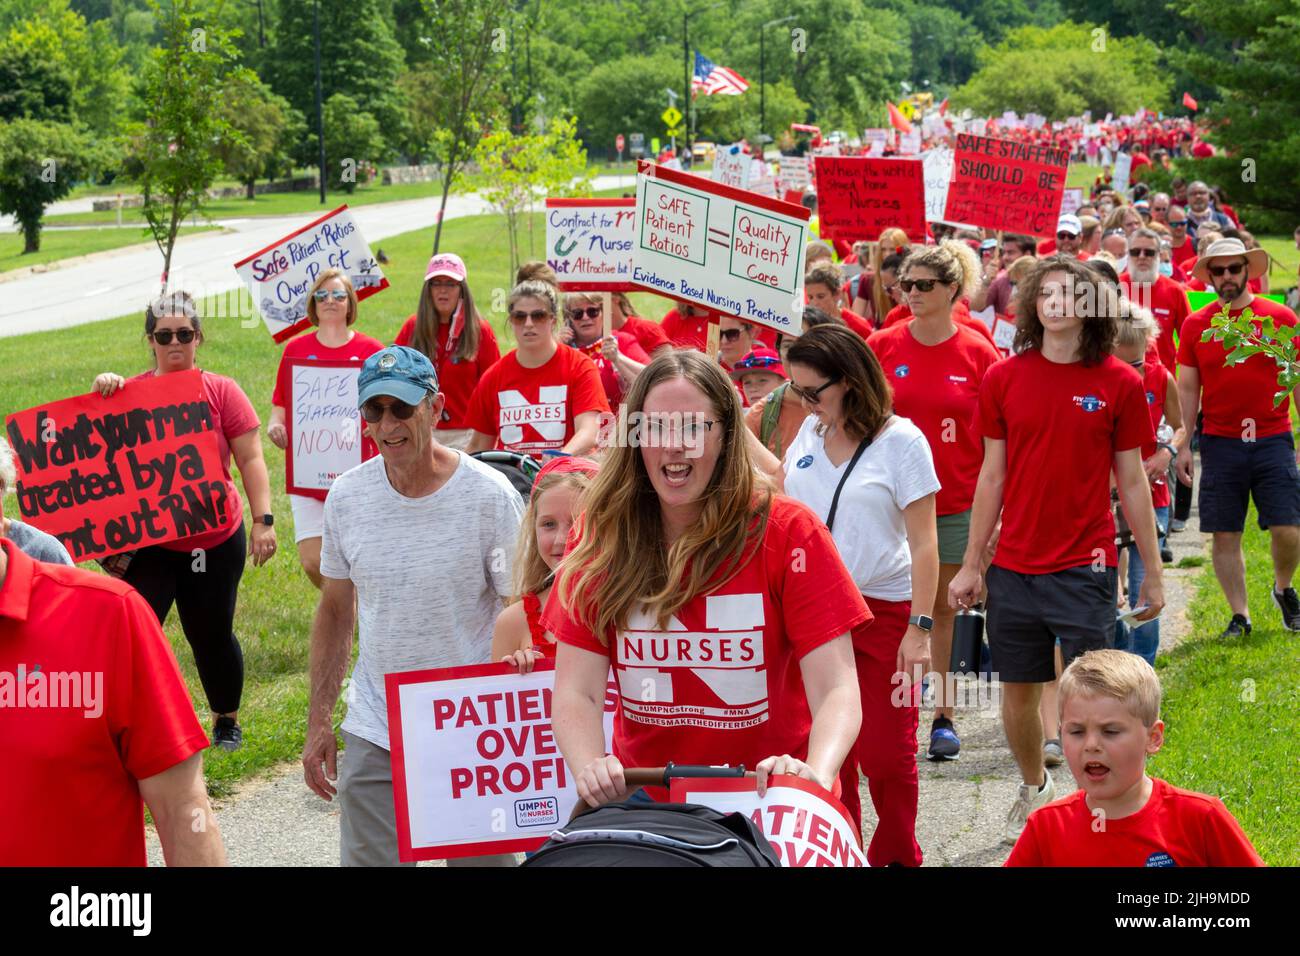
[{"xmin": 289, "ymin": 493, "xmax": 326, "ymax": 543}]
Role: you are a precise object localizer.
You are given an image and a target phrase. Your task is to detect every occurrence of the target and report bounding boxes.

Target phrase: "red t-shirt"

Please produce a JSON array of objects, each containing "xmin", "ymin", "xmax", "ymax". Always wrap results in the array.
[
  {"xmin": 978, "ymin": 350, "xmax": 1153, "ymax": 574},
  {"xmin": 883, "ymin": 301, "xmax": 996, "ymax": 347},
  {"xmin": 619, "ymin": 314, "xmax": 672, "ymax": 355},
  {"xmin": 543, "ymin": 496, "xmax": 872, "ymax": 800},
  {"xmin": 465, "ymin": 345, "xmax": 610, "ymax": 459},
  {"xmin": 661, "ymin": 307, "xmax": 710, "ymax": 351},
  {"xmin": 128, "ymin": 369, "xmax": 259, "ymax": 553},
  {"xmin": 573, "ymin": 330, "xmax": 651, "ymax": 405},
  {"xmin": 1005, "ymin": 777, "xmax": 1263, "ymax": 867},
  {"xmin": 1170, "ymin": 236, "xmax": 1196, "ymax": 268},
  {"xmin": 840, "ymin": 308, "xmax": 874, "ymax": 341},
  {"xmin": 1178, "ymin": 296, "xmax": 1298, "ymax": 439},
  {"xmin": 394, "ymin": 315, "xmax": 501, "ymax": 430},
  {"xmin": 0, "ymin": 540, "xmax": 208, "ymax": 866},
  {"xmin": 868, "ymin": 323, "xmax": 1002, "ymax": 516},
  {"xmin": 1119, "ymin": 274, "xmax": 1191, "ymax": 373},
  {"xmin": 1140, "ymin": 359, "xmax": 1172, "ymax": 508},
  {"xmin": 271, "ymin": 330, "xmax": 384, "ymax": 501}
]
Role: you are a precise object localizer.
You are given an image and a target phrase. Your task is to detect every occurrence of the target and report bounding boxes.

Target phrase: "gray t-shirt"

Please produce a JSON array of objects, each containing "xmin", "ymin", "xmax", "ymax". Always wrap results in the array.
[
  {"xmin": 5, "ymin": 520, "xmax": 74, "ymax": 565},
  {"xmin": 320, "ymin": 451, "xmax": 524, "ymax": 749}
]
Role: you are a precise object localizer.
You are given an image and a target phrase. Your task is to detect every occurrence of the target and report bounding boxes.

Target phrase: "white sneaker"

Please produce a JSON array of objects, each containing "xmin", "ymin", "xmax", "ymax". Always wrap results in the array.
[{"xmin": 1004, "ymin": 771, "xmax": 1057, "ymax": 845}]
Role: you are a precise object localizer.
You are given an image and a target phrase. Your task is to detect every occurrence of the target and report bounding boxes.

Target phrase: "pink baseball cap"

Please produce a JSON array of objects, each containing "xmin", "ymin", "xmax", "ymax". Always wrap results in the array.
[{"xmin": 424, "ymin": 253, "xmax": 467, "ymax": 283}]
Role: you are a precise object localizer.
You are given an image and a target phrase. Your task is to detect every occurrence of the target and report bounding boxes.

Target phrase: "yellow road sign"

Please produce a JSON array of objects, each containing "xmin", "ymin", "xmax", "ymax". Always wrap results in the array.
[{"xmin": 661, "ymin": 106, "xmax": 683, "ymax": 128}]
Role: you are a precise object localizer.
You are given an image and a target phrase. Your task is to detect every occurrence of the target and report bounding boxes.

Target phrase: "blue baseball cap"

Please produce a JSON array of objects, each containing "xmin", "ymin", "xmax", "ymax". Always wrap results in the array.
[{"xmin": 357, "ymin": 346, "xmax": 438, "ymax": 407}]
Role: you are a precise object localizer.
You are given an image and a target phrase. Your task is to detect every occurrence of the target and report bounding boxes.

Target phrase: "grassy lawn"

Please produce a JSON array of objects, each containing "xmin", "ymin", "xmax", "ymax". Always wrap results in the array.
[
  {"xmin": 1147, "ymin": 506, "xmax": 1299, "ymax": 865},
  {"xmin": 0, "ymin": 197, "xmax": 673, "ymax": 799},
  {"xmin": 0, "ymin": 226, "xmax": 219, "ymax": 275}
]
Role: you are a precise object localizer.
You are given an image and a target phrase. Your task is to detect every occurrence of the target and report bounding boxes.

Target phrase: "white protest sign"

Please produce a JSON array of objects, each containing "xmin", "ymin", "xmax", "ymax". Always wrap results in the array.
[
  {"xmin": 670, "ymin": 775, "xmax": 867, "ymax": 867},
  {"xmin": 972, "ymin": 118, "xmax": 988, "ymax": 137},
  {"xmin": 233, "ymin": 205, "xmax": 387, "ymax": 343},
  {"xmin": 285, "ymin": 359, "xmax": 373, "ymax": 496},
  {"xmin": 897, "ymin": 128, "xmax": 922, "ymax": 156},
  {"xmin": 749, "ymin": 158, "xmax": 777, "ymax": 197},
  {"xmin": 387, "ymin": 660, "xmax": 617, "ymax": 862},
  {"xmin": 778, "ymin": 155, "xmax": 810, "ymax": 192},
  {"xmin": 970, "ymin": 305, "xmax": 996, "ymax": 332},
  {"xmin": 712, "ymin": 144, "xmax": 749, "ymax": 189},
  {"xmin": 863, "ymin": 128, "xmax": 889, "ymax": 157},
  {"xmin": 1060, "ymin": 187, "xmax": 1085, "ymax": 216},
  {"xmin": 632, "ymin": 160, "xmax": 808, "ymax": 335},
  {"xmin": 545, "ymin": 198, "xmax": 636, "ymax": 290},
  {"xmin": 921, "ymin": 148, "xmax": 975, "ymax": 228},
  {"xmin": 1112, "ymin": 152, "xmax": 1133, "ymax": 196},
  {"xmin": 993, "ymin": 316, "xmax": 1017, "ymax": 354}
]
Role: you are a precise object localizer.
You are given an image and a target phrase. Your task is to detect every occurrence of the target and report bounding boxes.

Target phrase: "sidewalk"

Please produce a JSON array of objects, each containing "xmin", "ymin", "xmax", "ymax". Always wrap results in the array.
[{"xmin": 147, "ymin": 486, "xmax": 1207, "ymax": 867}]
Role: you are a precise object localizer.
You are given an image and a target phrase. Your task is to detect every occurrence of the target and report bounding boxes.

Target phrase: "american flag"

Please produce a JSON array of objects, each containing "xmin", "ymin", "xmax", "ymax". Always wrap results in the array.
[{"xmin": 692, "ymin": 52, "xmax": 749, "ymax": 96}]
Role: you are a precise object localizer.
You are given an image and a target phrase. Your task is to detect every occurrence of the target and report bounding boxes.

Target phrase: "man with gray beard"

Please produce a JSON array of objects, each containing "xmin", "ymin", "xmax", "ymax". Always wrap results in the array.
[{"xmin": 1120, "ymin": 227, "xmax": 1191, "ymax": 373}]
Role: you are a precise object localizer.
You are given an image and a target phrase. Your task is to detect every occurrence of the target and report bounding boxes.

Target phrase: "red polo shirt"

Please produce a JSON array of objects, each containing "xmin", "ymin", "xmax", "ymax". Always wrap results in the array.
[{"xmin": 0, "ymin": 540, "xmax": 208, "ymax": 866}]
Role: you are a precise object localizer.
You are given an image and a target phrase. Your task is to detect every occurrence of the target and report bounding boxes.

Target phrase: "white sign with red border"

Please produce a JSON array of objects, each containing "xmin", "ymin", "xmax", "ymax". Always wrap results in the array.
[
  {"xmin": 233, "ymin": 205, "xmax": 388, "ymax": 343},
  {"xmin": 386, "ymin": 659, "xmax": 616, "ymax": 862},
  {"xmin": 545, "ymin": 198, "xmax": 637, "ymax": 291},
  {"xmin": 670, "ymin": 774, "xmax": 867, "ymax": 867},
  {"xmin": 285, "ymin": 359, "xmax": 375, "ymax": 496},
  {"xmin": 632, "ymin": 159, "xmax": 808, "ymax": 335}
]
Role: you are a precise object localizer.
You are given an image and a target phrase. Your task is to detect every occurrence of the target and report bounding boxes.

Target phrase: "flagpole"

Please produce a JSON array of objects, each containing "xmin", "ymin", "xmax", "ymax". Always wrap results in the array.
[{"xmin": 684, "ymin": 2, "xmax": 725, "ymax": 165}]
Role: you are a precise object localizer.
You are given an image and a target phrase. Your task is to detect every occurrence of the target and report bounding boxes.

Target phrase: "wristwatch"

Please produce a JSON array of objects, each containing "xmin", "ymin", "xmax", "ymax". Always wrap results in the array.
[
  {"xmin": 254, "ymin": 514, "xmax": 274, "ymax": 527},
  {"xmin": 908, "ymin": 614, "xmax": 934, "ymax": 632}
]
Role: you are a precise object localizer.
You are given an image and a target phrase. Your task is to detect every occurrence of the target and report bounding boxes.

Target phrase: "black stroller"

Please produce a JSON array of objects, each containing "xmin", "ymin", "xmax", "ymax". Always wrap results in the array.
[{"xmin": 520, "ymin": 765, "xmax": 780, "ymax": 867}]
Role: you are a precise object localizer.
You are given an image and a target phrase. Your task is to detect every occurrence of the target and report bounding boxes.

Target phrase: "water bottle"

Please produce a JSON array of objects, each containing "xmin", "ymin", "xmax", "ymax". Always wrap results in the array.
[{"xmin": 950, "ymin": 606, "xmax": 986, "ymax": 676}]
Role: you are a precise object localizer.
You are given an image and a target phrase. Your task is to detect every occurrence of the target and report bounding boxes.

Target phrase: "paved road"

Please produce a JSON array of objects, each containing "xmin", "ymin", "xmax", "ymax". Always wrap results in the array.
[
  {"xmin": 0, "ymin": 176, "xmax": 627, "ymax": 339},
  {"xmin": 147, "ymin": 489, "xmax": 1207, "ymax": 867}
]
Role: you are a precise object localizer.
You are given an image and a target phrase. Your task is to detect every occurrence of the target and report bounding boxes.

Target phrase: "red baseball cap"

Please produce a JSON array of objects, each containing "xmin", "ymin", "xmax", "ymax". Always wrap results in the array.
[{"xmin": 729, "ymin": 348, "xmax": 787, "ymax": 382}]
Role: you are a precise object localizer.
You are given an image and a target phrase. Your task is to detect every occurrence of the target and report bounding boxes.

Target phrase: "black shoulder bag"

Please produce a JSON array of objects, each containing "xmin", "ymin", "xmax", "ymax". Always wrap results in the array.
[{"xmin": 824, "ymin": 435, "xmax": 873, "ymax": 533}]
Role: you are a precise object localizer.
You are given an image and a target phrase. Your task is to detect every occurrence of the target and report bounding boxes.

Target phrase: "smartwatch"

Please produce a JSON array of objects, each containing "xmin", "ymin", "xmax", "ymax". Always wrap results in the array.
[
  {"xmin": 908, "ymin": 614, "xmax": 934, "ymax": 632},
  {"xmin": 254, "ymin": 514, "xmax": 274, "ymax": 527}
]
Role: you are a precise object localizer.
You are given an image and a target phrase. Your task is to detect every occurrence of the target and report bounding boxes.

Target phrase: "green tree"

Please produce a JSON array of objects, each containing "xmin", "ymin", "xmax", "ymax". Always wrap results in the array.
[
  {"xmin": 322, "ymin": 93, "xmax": 383, "ymax": 194},
  {"xmin": 0, "ymin": 119, "xmax": 109, "ymax": 252},
  {"xmin": 574, "ymin": 51, "xmax": 680, "ymax": 156},
  {"xmin": 694, "ymin": 80, "xmax": 808, "ymax": 146},
  {"xmin": 953, "ymin": 20, "xmax": 1170, "ymax": 119},
  {"xmin": 413, "ymin": 0, "xmax": 509, "ymax": 253},
  {"xmin": 266, "ymin": 0, "xmax": 407, "ymax": 165},
  {"xmin": 1170, "ymin": 0, "xmax": 1300, "ymax": 231},
  {"xmin": 0, "ymin": 38, "xmax": 75, "ymax": 121},
  {"xmin": 215, "ymin": 71, "xmax": 292, "ymax": 199},
  {"xmin": 130, "ymin": 0, "xmax": 245, "ymax": 291}
]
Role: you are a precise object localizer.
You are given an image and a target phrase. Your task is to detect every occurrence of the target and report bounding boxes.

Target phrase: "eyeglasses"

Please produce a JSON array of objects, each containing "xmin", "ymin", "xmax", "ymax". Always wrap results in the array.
[
  {"xmin": 1056, "ymin": 232, "xmax": 1079, "ymax": 241},
  {"xmin": 642, "ymin": 416, "xmax": 719, "ymax": 444},
  {"xmin": 567, "ymin": 306, "xmax": 602, "ymax": 321},
  {"xmin": 510, "ymin": 310, "xmax": 553, "ymax": 324},
  {"xmin": 719, "ymin": 327, "xmax": 745, "ymax": 342},
  {"xmin": 899, "ymin": 278, "xmax": 940, "ymax": 293},
  {"xmin": 360, "ymin": 398, "xmax": 422, "ymax": 423},
  {"xmin": 1130, "ymin": 248, "xmax": 1158, "ymax": 258},
  {"xmin": 1208, "ymin": 263, "xmax": 1246, "ymax": 277},
  {"xmin": 150, "ymin": 329, "xmax": 197, "ymax": 345},
  {"xmin": 1169, "ymin": 220, "xmax": 1188, "ymax": 228},
  {"xmin": 313, "ymin": 289, "xmax": 349, "ymax": 302},
  {"xmin": 789, "ymin": 378, "xmax": 839, "ymax": 404}
]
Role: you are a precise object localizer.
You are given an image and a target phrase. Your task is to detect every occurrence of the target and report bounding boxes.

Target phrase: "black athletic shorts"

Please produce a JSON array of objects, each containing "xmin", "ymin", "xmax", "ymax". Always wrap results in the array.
[
  {"xmin": 986, "ymin": 563, "xmax": 1118, "ymax": 683},
  {"xmin": 1198, "ymin": 432, "xmax": 1300, "ymax": 533}
]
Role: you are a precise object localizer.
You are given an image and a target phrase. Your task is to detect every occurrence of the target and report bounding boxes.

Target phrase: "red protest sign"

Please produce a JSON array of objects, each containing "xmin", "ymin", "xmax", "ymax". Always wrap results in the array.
[
  {"xmin": 4, "ymin": 370, "xmax": 233, "ymax": 562},
  {"xmin": 944, "ymin": 133, "xmax": 1069, "ymax": 237},
  {"xmin": 814, "ymin": 156, "xmax": 927, "ymax": 243}
]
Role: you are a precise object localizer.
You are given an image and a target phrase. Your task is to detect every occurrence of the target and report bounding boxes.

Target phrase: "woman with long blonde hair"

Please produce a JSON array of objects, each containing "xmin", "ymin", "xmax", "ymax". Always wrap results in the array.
[
  {"xmin": 545, "ymin": 350, "xmax": 867, "ymax": 812},
  {"xmin": 868, "ymin": 227, "xmax": 912, "ymax": 323}
]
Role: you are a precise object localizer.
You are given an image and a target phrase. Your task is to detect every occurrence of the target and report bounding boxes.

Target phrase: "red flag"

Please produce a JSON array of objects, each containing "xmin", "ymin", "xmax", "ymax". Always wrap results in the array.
[
  {"xmin": 1182, "ymin": 91, "xmax": 1198, "ymax": 111},
  {"xmin": 938, "ymin": 97, "xmax": 949, "ymax": 116},
  {"xmin": 887, "ymin": 101, "xmax": 913, "ymax": 134}
]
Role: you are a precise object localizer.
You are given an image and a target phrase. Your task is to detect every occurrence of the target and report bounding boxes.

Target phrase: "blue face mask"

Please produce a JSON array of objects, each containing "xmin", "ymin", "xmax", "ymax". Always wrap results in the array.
[{"xmin": 1158, "ymin": 261, "xmax": 1173, "ymax": 277}]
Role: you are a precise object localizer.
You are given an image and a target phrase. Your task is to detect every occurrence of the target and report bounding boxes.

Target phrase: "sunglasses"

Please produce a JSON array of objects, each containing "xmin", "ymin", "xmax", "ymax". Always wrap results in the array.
[
  {"xmin": 510, "ymin": 310, "xmax": 553, "ymax": 324},
  {"xmin": 1169, "ymin": 220, "xmax": 1188, "ymax": 228},
  {"xmin": 360, "ymin": 398, "xmax": 421, "ymax": 423},
  {"xmin": 899, "ymin": 278, "xmax": 941, "ymax": 293},
  {"xmin": 567, "ymin": 306, "xmax": 602, "ymax": 321},
  {"xmin": 1127, "ymin": 359, "xmax": 1145, "ymax": 371},
  {"xmin": 1130, "ymin": 248, "xmax": 1158, "ymax": 258},
  {"xmin": 719, "ymin": 328, "xmax": 745, "ymax": 342},
  {"xmin": 1208, "ymin": 263, "xmax": 1245, "ymax": 277},
  {"xmin": 1056, "ymin": 232, "xmax": 1079, "ymax": 241},
  {"xmin": 790, "ymin": 377, "xmax": 839, "ymax": 404},
  {"xmin": 150, "ymin": 329, "xmax": 197, "ymax": 345},
  {"xmin": 313, "ymin": 289, "xmax": 349, "ymax": 302}
]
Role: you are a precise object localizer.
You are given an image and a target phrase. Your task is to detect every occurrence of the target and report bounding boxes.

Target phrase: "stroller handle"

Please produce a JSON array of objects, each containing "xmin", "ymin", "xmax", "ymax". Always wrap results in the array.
[{"xmin": 568, "ymin": 764, "xmax": 752, "ymax": 822}]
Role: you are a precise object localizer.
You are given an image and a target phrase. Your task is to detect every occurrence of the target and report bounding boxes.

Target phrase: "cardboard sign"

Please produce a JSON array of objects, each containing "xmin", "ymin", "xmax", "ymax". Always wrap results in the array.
[
  {"xmin": 5, "ymin": 370, "xmax": 232, "ymax": 561},
  {"xmin": 285, "ymin": 360, "xmax": 375, "ymax": 496},
  {"xmin": 993, "ymin": 315, "xmax": 1017, "ymax": 354},
  {"xmin": 778, "ymin": 155, "xmax": 810, "ymax": 192},
  {"xmin": 944, "ymin": 134, "xmax": 1069, "ymax": 237},
  {"xmin": 670, "ymin": 774, "xmax": 867, "ymax": 867},
  {"xmin": 814, "ymin": 157, "xmax": 927, "ymax": 243},
  {"xmin": 896, "ymin": 128, "xmax": 922, "ymax": 156},
  {"xmin": 922, "ymin": 149, "xmax": 975, "ymax": 229},
  {"xmin": 748, "ymin": 158, "xmax": 777, "ymax": 198},
  {"xmin": 1112, "ymin": 152, "xmax": 1133, "ymax": 196},
  {"xmin": 1060, "ymin": 187, "xmax": 1085, "ymax": 216},
  {"xmin": 234, "ymin": 205, "xmax": 388, "ymax": 343},
  {"xmin": 545, "ymin": 198, "xmax": 637, "ymax": 291},
  {"xmin": 712, "ymin": 144, "xmax": 749, "ymax": 190},
  {"xmin": 386, "ymin": 659, "xmax": 616, "ymax": 862},
  {"xmin": 632, "ymin": 160, "xmax": 808, "ymax": 335},
  {"xmin": 863, "ymin": 129, "xmax": 889, "ymax": 157}
]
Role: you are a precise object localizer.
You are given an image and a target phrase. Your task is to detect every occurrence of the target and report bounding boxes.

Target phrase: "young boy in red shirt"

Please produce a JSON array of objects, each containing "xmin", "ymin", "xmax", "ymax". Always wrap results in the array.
[{"xmin": 1006, "ymin": 649, "xmax": 1263, "ymax": 866}]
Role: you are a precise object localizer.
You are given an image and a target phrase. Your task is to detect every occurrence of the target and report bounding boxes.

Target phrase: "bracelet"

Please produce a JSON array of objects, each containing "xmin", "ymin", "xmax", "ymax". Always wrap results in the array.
[{"xmin": 1158, "ymin": 443, "xmax": 1177, "ymax": 458}]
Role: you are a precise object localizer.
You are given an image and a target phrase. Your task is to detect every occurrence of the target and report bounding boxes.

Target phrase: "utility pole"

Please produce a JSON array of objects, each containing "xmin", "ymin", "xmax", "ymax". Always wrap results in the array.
[
  {"xmin": 314, "ymin": 0, "xmax": 326, "ymax": 203},
  {"xmin": 760, "ymin": 15, "xmax": 795, "ymax": 152}
]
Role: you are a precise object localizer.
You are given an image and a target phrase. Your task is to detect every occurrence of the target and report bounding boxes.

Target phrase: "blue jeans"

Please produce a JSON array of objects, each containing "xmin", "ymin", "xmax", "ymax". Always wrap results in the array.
[{"xmin": 1118, "ymin": 505, "xmax": 1169, "ymax": 665}]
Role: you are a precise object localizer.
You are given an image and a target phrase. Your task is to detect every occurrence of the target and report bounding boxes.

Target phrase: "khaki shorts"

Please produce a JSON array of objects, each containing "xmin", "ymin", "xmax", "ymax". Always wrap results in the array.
[{"xmin": 936, "ymin": 508, "xmax": 972, "ymax": 565}]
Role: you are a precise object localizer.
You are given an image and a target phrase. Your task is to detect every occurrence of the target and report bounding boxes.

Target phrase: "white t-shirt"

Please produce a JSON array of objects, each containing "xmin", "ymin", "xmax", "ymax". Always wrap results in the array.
[
  {"xmin": 782, "ymin": 415, "xmax": 939, "ymax": 601},
  {"xmin": 320, "ymin": 451, "xmax": 524, "ymax": 749}
]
